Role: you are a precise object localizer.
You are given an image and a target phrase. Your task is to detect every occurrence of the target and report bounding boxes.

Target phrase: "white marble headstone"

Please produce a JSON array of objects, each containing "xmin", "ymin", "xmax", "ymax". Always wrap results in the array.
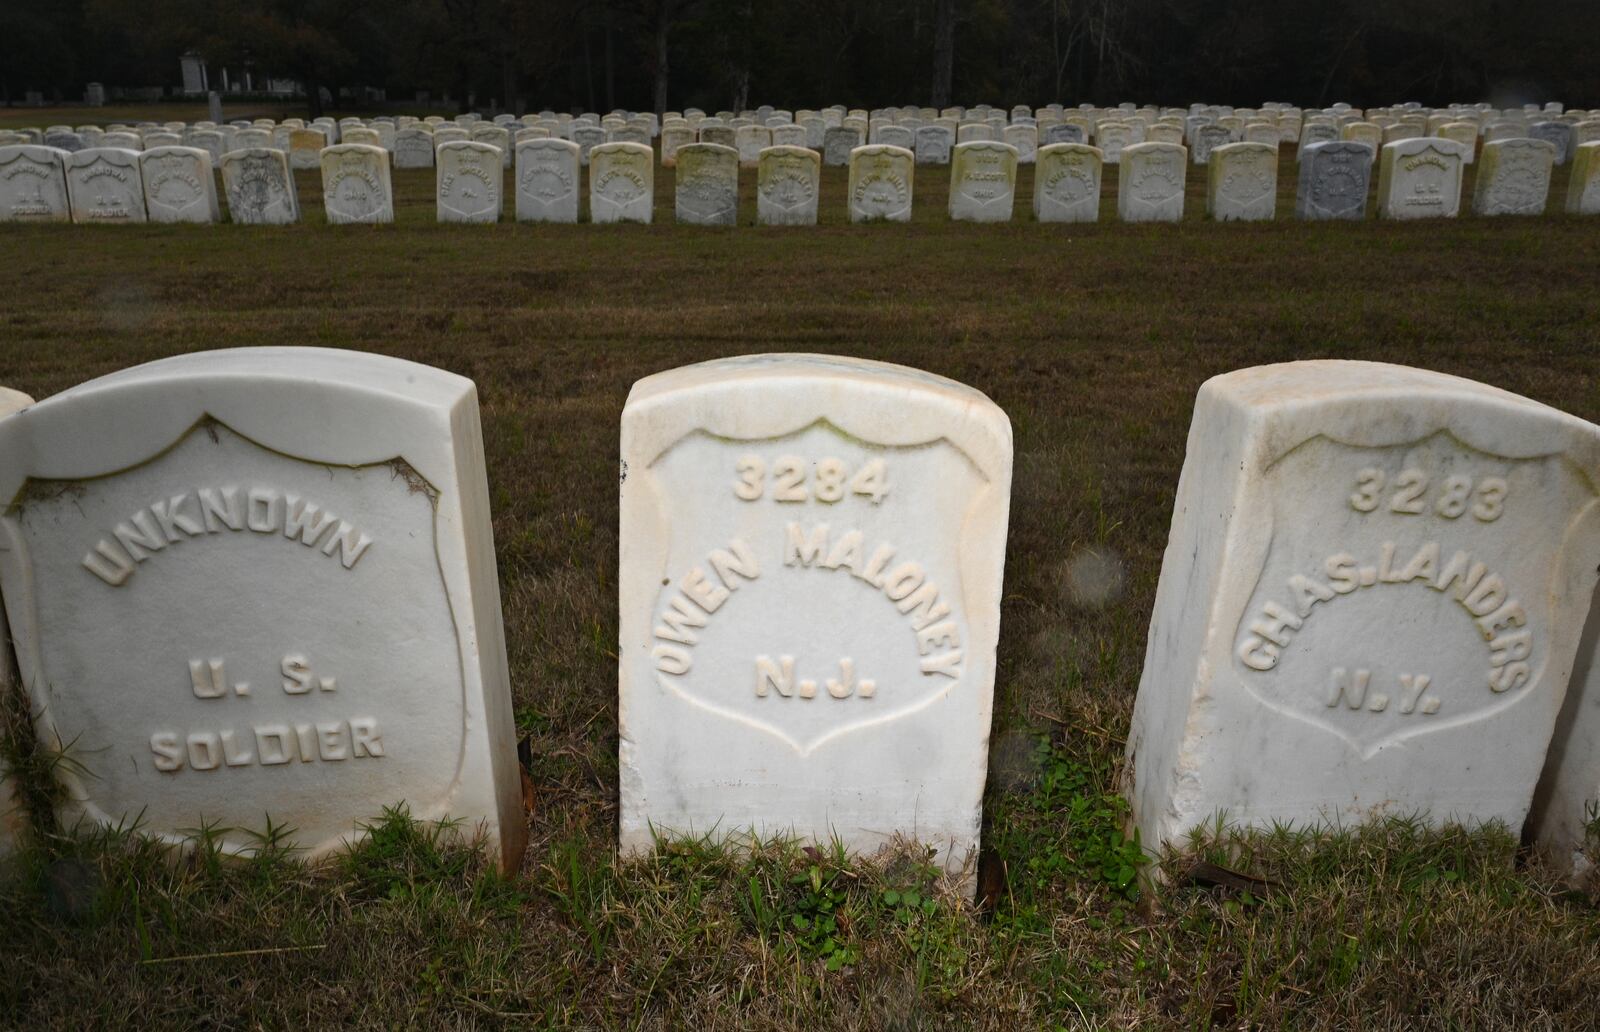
[
  {"xmin": 1377, "ymin": 138, "xmax": 1466, "ymax": 220},
  {"xmin": 674, "ymin": 143, "xmax": 739, "ymax": 226},
  {"xmin": 0, "ymin": 145, "xmax": 70, "ymax": 222},
  {"xmin": 65, "ymin": 147, "xmax": 147, "ymax": 223},
  {"xmin": 1117, "ymin": 141, "xmax": 1187, "ymax": 223},
  {"xmin": 319, "ymin": 144, "xmax": 394, "ymax": 225},
  {"xmin": 515, "ymin": 138, "xmax": 580, "ymax": 224},
  {"xmin": 0, "ymin": 349, "xmax": 526, "ymax": 870},
  {"xmin": 1206, "ymin": 141, "xmax": 1277, "ymax": 222},
  {"xmin": 847, "ymin": 144, "xmax": 915, "ymax": 223},
  {"xmin": 618, "ymin": 355, "xmax": 1012, "ymax": 888},
  {"xmin": 588, "ymin": 142, "xmax": 654, "ymax": 224},
  {"xmin": 948, "ymin": 141, "xmax": 1018, "ymax": 223},
  {"xmin": 1033, "ymin": 143, "xmax": 1102, "ymax": 223},
  {"xmin": 1471, "ymin": 138, "xmax": 1555, "ymax": 217},
  {"xmin": 139, "ymin": 146, "xmax": 220, "ymax": 224},
  {"xmin": 756, "ymin": 145, "xmax": 820, "ymax": 227},
  {"xmin": 1127, "ymin": 361, "xmax": 1600, "ymax": 855},
  {"xmin": 436, "ymin": 140, "xmax": 503, "ymax": 223},
  {"xmin": 220, "ymin": 148, "xmax": 300, "ymax": 225}
]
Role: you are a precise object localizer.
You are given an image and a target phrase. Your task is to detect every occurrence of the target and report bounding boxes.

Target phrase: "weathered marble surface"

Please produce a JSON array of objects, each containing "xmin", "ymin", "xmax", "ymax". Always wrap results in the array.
[
  {"xmin": 1127, "ymin": 361, "xmax": 1600, "ymax": 857},
  {"xmin": 618, "ymin": 354, "xmax": 1012, "ymax": 891}
]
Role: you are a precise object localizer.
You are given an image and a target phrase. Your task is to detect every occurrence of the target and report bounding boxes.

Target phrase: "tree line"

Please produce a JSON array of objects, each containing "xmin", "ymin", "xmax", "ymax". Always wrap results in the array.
[{"xmin": 5, "ymin": 0, "xmax": 1595, "ymax": 114}]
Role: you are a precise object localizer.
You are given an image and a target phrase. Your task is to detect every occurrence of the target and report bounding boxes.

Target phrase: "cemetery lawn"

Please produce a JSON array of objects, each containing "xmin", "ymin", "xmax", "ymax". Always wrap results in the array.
[{"xmin": 3, "ymin": 153, "xmax": 1600, "ymax": 1029}]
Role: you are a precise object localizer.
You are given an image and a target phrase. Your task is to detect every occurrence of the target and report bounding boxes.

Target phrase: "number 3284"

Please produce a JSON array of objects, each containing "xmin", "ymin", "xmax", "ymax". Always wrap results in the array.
[
  {"xmin": 1350, "ymin": 468, "xmax": 1506, "ymax": 522},
  {"xmin": 734, "ymin": 455, "xmax": 889, "ymax": 504}
]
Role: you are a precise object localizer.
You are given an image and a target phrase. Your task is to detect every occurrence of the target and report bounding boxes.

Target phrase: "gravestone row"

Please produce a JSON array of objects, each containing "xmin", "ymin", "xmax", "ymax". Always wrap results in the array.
[
  {"xmin": 7, "ymin": 136, "xmax": 1598, "ymax": 227},
  {"xmin": 2, "ymin": 351, "xmax": 1600, "ymax": 891}
]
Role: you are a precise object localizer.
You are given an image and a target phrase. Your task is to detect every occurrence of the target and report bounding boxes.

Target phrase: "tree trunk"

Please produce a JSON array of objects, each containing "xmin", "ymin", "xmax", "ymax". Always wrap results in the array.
[
  {"xmin": 583, "ymin": 25, "xmax": 596, "ymax": 113},
  {"xmin": 653, "ymin": 2, "xmax": 671, "ymax": 118},
  {"xmin": 931, "ymin": 0, "xmax": 955, "ymax": 107},
  {"xmin": 604, "ymin": 7, "xmax": 615, "ymax": 112}
]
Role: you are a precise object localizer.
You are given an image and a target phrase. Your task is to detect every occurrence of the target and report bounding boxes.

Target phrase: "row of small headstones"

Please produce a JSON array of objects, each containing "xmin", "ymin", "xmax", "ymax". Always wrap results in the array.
[
  {"xmin": 8, "ymin": 99, "xmax": 1597, "ymax": 170},
  {"xmin": 4, "ymin": 133, "xmax": 1599, "ymax": 227},
  {"xmin": 3, "ymin": 350, "xmax": 1600, "ymax": 897}
]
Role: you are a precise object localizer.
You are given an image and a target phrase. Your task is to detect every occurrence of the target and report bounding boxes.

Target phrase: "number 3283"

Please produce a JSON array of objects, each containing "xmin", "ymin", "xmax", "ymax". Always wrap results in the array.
[{"xmin": 1350, "ymin": 468, "xmax": 1506, "ymax": 522}]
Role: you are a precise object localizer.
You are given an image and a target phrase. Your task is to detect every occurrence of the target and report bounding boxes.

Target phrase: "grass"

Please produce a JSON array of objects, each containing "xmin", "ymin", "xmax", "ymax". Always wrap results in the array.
[{"xmin": 2, "ymin": 128, "xmax": 1600, "ymax": 1028}]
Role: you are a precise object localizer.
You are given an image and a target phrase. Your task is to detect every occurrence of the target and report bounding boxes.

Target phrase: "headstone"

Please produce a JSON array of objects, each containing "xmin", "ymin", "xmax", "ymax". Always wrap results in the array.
[
  {"xmin": 588, "ymin": 141, "xmax": 653, "ymax": 224},
  {"xmin": 756, "ymin": 145, "xmax": 820, "ymax": 227},
  {"xmin": 0, "ymin": 145, "xmax": 70, "ymax": 222},
  {"xmin": 770, "ymin": 124, "xmax": 806, "ymax": 150},
  {"xmin": 1190, "ymin": 123, "xmax": 1232, "ymax": 166},
  {"xmin": 1206, "ymin": 141, "xmax": 1277, "ymax": 222},
  {"xmin": 1295, "ymin": 141, "xmax": 1373, "ymax": 221},
  {"xmin": 1126, "ymin": 361, "xmax": 1600, "ymax": 857},
  {"xmin": 342, "ymin": 127, "xmax": 381, "ymax": 148},
  {"xmin": 1032, "ymin": 143, "xmax": 1102, "ymax": 224},
  {"xmin": 1002, "ymin": 124, "xmax": 1038, "ymax": 164},
  {"xmin": 674, "ymin": 143, "xmax": 738, "ymax": 227},
  {"xmin": 914, "ymin": 125, "xmax": 954, "ymax": 165},
  {"xmin": 0, "ymin": 349, "xmax": 527, "ymax": 871},
  {"xmin": 878, "ymin": 125, "xmax": 915, "ymax": 152},
  {"xmin": 1340, "ymin": 122, "xmax": 1383, "ymax": 158},
  {"xmin": 947, "ymin": 141, "xmax": 1018, "ymax": 223},
  {"xmin": 319, "ymin": 144, "xmax": 394, "ymax": 225},
  {"xmin": 1377, "ymin": 138, "xmax": 1466, "ymax": 220},
  {"xmin": 285, "ymin": 128, "xmax": 325, "ymax": 171},
  {"xmin": 436, "ymin": 140, "xmax": 503, "ymax": 223},
  {"xmin": 1528, "ymin": 121, "xmax": 1573, "ymax": 164},
  {"xmin": 799, "ymin": 115, "xmax": 827, "ymax": 150},
  {"xmin": 1117, "ymin": 141, "xmax": 1187, "ymax": 223},
  {"xmin": 394, "ymin": 128, "xmax": 435, "ymax": 169},
  {"xmin": 617, "ymin": 354, "xmax": 1012, "ymax": 890},
  {"xmin": 1298, "ymin": 121, "xmax": 1340, "ymax": 161},
  {"xmin": 139, "ymin": 146, "xmax": 220, "ymax": 224},
  {"xmin": 219, "ymin": 148, "xmax": 300, "ymax": 225},
  {"xmin": 956, "ymin": 123, "xmax": 994, "ymax": 144},
  {"xmin": 65, "ymin": 148, "xmax": 147, "ymax": 224},
  {"xmin": 1043, "ymin": 123, "xmax": 1086, "ymax": 146},
  {"xmin": 660, "ymin": 126, "xmax": 694, "ymax": 167},
  {"xmin": 433, "ymin": 127, "xmax": 469, "ymax": 147},
  {"xmin": 1564, "ymin": 141, "xmax": 1600, "ymax": 215},
  {"xmin": 735, "ymin": 125, "xmax": 771, "ymax": 169},
  {"xmin": 847, "ymin": 144, "xmax": 915, "ymax": 223},
  {"xmin": 514, "ymin": 138, "xmax": 580, "ymax": 224},
  {"xmin": 1471, "ymin": 138, "xmax": 1555, "ymax": 217},
  {"xmin": 1095, "ymin": 122, "xmax": 1133, "ymax": 164},
  {"xmin": 1437, "ymin": 122, "xmax": 1479, "ymax": 164},
  {"xmin": 823, "ymin": 127, "xmax": 863, "ymax": 167},
  {"xmin": 573, "ymin": 125, "xmax": 609, "ymax": 167},
  {"xmin": 43, "ymin": 129, "xmax": 85, "ymax": 153},
  {"xmin": 1242, "ymin": 123, "xmax": 1280, "ymax": 147}
]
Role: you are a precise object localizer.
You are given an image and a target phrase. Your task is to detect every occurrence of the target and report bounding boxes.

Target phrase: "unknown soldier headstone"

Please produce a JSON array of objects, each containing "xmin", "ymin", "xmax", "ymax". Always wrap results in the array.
[
  {"xmin": 1472, "ymin": 138, "xmax": 1555, "ymax": 217},
  {"xmin": 515, "ymin": 138, "xmax": 581, "ymax": 223},
  {"xmin": 220, "ymin": 148, "xmax": 300, "ymax": 225},
  {"xmin": 65, "ymin": 148, "xmax": 147, "ymax": 224},
  {"xmin": 588, "ymin": 142, "xmax": 654, "ymax": 224},
  {"xmin": 1117, "ymin": 141, "xmax": 1187, "ymax": 223},
  {"xmin": 756, "ymin": 145, "xmax": 820, "ymax": 227},
  {"xmin": 1206, "ymin": 141, "xmax": 1277, "ymax": 221},
  {"xmin": 948, "ymin": 141, "xmax": 1018, "ymax": 223},
  {"xmin": 674, "ymin": 143, "xmax": 738, "ymax": 226},
  {"xmin": 139, "ymin": 146, "xmax": 220, "ymax": 224},
  {"xmin": 0, "ymin": 349, "xmax": 527, "ymax": 871},
  {"xmin": 1126, "ymin": 361, "xmax": 1600, "ymax": 856},
  {"xmin": 0, "ymin": 145, "xmax": 71, "ymax": 223},
  {"xmin": 1377, "ymin": 138, "xmax": 1466, "ymax": 220},
  {"xmin": 847, "ymin": 144, "xmax": 915, "ymax": 223},
  {"xmin": 618, "ymin": 354, "xmax": 1012, "ymax": 890},
  {"xmin": 1032, "ymin": 143, "xmax": 1102, "ymax": 223},
  {"xmin": 319, "ymin": 144, "xmax": 394, "ymax": 225},
  {"xmin": 1295, "ymin": 141, "xmax": 1373, "ymax": 221}
]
